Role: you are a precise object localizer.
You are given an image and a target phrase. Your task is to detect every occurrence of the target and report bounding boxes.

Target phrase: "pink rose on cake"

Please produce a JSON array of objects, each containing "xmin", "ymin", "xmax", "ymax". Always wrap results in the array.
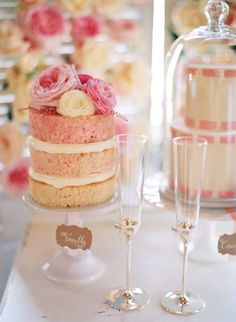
[
  {"xmin": 71, "ymin": 15, "xmax": 102, "ymax": 46},
  {"xmin": 78, "ymin": 73, "xmax": 93, "ymax": 84},
  {"xmin": 23, "ymin": 5, "xmax": 67, "ymax": 52},
  {"xmin": 82, "ymin": 78, "xmax": 116, "ymax": 115},
  {"xmin": 30, "ymin": 63, "xmax": 116, "ymax": 117},
  {"xmin": 30, "ymin": 64, "xmax": 81, "ymax": 109},
  {"xmin": 1, "ymin": 160, "xmax": 29, "ymax": 197}
]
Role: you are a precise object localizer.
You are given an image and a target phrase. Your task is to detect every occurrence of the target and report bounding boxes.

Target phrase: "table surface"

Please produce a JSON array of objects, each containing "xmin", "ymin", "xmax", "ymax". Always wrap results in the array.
[
  {"xmin": 0, "ymin": 194, "xmax": 31, "ymax": 298},
  {"xmin": 0, "ymin": 200, "xmax": 236, "ymax": 322}
]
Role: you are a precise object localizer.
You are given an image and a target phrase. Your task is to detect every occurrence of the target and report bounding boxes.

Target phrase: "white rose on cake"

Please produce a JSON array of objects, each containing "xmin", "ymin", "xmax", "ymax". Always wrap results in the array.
[{"xmin": 57, "ymin": 89, "xmax": 95, "ymax": 117}]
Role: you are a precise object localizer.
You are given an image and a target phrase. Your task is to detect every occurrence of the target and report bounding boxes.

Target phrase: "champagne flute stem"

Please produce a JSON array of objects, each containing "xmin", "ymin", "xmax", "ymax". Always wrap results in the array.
[
  {"xmin": 181, "ymin": 237, "xmax": 189, "ymax": 302},
  {"xmin": 126, "ymin": 237, "xmax": 132, "ymax": 293}
]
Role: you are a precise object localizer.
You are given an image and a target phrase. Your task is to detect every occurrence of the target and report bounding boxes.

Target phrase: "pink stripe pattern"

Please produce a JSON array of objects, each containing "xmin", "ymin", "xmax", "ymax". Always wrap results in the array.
[
  {"xmin": 185, "ymin": 117, "xmax": 195, "ymax": 128},
  {"xmin": 221, "ymin": 121, "xmax": 236, "ymax": 130},
  {"xmin": 199, "ymin": 120, "xmax": 217, "ymax": 130},
  {"xmin": 185, "ymin": 66, "xmax": 236, "ymax": 78}
]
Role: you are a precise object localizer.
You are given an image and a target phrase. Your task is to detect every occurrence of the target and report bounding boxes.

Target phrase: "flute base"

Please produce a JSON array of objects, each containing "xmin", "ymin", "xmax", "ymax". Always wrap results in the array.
[
  {"xmin": 107, "ymin": 287, "xmax": 150, "ymax": 311},
  {"xmin": 161, "ymin": 291, "xmax": 205, "ymax": 315},
  {"xmin": 42, "ymin": 248, "xmax": 105, "ymax": 284}
]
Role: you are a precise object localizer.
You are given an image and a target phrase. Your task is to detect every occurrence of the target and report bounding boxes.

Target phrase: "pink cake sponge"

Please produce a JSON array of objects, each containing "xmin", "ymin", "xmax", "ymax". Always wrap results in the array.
[
  {"xmin": 31, "ymin": 148, "xmax": 115, "ymax": 177},
  {"xmin": 29, "ymin": 109, "xmax": 115, "ymax": 144}
]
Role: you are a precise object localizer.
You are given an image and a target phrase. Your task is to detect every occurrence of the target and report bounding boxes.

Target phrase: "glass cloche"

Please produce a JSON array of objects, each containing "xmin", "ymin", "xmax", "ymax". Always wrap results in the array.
[{"xmin": 163, "ymin": 0, "xmax": 236, "ymax": 208}]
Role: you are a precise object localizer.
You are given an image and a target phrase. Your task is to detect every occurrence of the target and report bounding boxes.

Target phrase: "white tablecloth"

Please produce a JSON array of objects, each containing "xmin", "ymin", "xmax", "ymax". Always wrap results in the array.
[
  {"xmin": 0, "ymin": 201, "xmax": 236, "ymax": 322},
  {"xmin": 0, "ymin": 195, "xmax": 31, "ymax": 298}
]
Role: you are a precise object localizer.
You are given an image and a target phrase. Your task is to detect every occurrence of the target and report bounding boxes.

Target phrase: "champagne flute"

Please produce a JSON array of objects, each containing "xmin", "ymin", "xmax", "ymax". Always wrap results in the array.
[
  {"xmin": 161, "ymin": 136, "xmax": 207, "ymax": 315},
  {"xmin": 107, "ymin": 134, "xmax": 150, "ymax": 311}
]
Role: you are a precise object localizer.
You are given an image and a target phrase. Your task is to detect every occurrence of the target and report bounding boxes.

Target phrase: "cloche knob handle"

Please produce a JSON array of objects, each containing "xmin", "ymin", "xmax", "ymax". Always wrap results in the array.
[{"xmin": 204, "ymin": 0, "xmax": 229, "ymax": 28}]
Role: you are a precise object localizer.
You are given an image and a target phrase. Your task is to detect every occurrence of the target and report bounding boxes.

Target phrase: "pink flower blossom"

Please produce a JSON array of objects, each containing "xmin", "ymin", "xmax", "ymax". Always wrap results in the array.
[
  {"xmin": 1, "ymin": 160, "xmax": 29, "ymax": 196},
  {"xmin": 82, "ymin": 78, "xmax": 116, "ymax": 115},
  {"xmin": 78, "ymin": 73, "xmax": 93, "ymax": 85},
  {"xmin": 23, "ymin": 5, "xmax": 66, "ymax": 50},
  {"xmin": 30, "ymin": 64, "xmax": 81, "ymax": 109},
  {"xmin": 225, "ymin": 3, "xmax": 236, "ymax": 27},
  {"xmin": 72, "ymin": 16, "xmax": 101, "ymax": 45},
  {"xmin": 107, "ymin": 19, "xmax": 138, "ymax": 43}
]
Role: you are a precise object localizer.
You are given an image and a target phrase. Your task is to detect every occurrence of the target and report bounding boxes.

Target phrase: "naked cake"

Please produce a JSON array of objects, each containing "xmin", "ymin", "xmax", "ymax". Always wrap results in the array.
[{"xmin": 29, "ymin": 64, "xmax": 116, "ymax": 208}]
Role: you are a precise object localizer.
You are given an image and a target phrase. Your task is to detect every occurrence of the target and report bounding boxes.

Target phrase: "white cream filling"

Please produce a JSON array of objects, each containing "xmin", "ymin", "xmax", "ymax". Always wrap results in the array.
[
  {"xmin": 29, "ymin": 167, "xmax": 116, "ymax": 188},
  {"xmin": 29, "ymin": 136, "xmax": 115, "ymax": 154}
]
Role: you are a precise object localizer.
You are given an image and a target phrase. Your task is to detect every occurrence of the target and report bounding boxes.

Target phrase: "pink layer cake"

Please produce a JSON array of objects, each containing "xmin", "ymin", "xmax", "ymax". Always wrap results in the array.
[
  {"xmin": 29, "ymin": 64, "xmax": 117, "ymax": 208},
  {"xmin": 30, "ymin": 109, "xmax": 114, "ymax": 144}
]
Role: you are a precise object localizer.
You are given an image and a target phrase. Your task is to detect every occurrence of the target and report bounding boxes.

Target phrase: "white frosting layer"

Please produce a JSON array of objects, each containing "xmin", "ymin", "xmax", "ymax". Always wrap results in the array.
[
  {"xmin": 29, "ymin": 167, "xmax": 116, "ymax": 188},
  {"xmin": 29, "ymin": 137, "xmax": 115, "ymax": 154}
]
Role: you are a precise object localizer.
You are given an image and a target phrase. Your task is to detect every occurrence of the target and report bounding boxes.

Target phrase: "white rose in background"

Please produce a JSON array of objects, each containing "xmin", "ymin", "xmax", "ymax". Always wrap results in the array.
[
  {"xmin": 129, "ymin": 0, "xmax": 150, "ymax": 5},
  {"xmin": 71, "ymin": 37, "xmax": 112, "ymax": 72},
  {"xmin": 12, "ymin": 76, "xmax": 33, "ymax": 124},
  {"xmin": 105, "ymin": 58, "xmax": 150, "ymax": 103},
  {"xmin": 171, "ymin": 0, "xmax": 206, "ymax": 36},
  {"xmin": 0, "ymin": 20, "xmax": 29, "ymax": 57},
  {"xmin": 56, "ymin": 0, "xmax": 93, "ymax": 15},
  {"xmin": 0, "ymin": 123, "xmax": 25, "ymax": 166},
  {"xmin": 94, "ymin": 0, "xmax": 127, "ymax": 18},
  {"xmin": 18, "ymin": 0, "xmax": 46, "ymax": 9}
]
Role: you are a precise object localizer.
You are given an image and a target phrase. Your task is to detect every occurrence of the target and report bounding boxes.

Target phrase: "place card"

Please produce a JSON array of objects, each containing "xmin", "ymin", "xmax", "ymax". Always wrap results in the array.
[
  {"xmin": 218, "ymin": 233, "xmax": 236, "ymax": 256},
  {"xmin": 56, "ymin": 224, "xmax": 92, "ymax": 250}
]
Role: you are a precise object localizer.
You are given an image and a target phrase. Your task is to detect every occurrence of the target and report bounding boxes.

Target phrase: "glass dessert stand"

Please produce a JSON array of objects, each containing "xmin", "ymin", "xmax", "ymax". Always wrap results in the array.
[
  {"xmin": 23, "ymin": 194, "xmax": 117, "ymax": 284},
  {"xmin": 144, "ymin": 173, "xmax": 235, "ymax": 264}
]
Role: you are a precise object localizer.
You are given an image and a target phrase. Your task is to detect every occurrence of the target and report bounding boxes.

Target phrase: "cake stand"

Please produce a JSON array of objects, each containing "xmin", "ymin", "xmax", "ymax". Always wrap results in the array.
[
  {"xmin": 23, "ymin": 194, "xmax": 117, "ymax": 284},
  {"xmin": 144, "ymin": 173, "xmax": 234, "ymax": 264}
]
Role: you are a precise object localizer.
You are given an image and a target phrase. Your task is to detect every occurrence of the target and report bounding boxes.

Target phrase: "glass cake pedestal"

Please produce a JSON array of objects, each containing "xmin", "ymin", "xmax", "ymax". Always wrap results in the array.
[
  {"xmin": 144, "ymin": 173, "xmax": 234, "ymax": 264},
  {"xmin": 23, "ymin": 194, "xmax": 117, "ymax": 284}
]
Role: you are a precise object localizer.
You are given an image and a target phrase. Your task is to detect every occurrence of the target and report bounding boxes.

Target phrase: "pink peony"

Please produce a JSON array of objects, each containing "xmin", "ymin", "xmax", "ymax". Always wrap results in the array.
[
  {"xmin": 107, "ymin": 19, "xmax": 138, "ymax": 43},
  {"xmin": 225, "ymin": 3, "xmax": 236, "ymax": 27},
  {"xmin": 78, "ymin": 73, "xmax": 93, "ymax": 84},
  {"xmin": 1, "ymin": 160, "xmax": 29, "ymax": 197},
  {"xmin": 23, "ymin": 5, "xmax": 66, "ymax": 50},
  {"xmin": 72, "ymin": 16, "xmax": 101, "ymax": 45},
  {"xmin": 82, "ymin": 78, "xmax": 116, "ymax": 115},
  {"xmin": 30, "ymin": 64, "xmax": 81, "ymax": 109}
]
